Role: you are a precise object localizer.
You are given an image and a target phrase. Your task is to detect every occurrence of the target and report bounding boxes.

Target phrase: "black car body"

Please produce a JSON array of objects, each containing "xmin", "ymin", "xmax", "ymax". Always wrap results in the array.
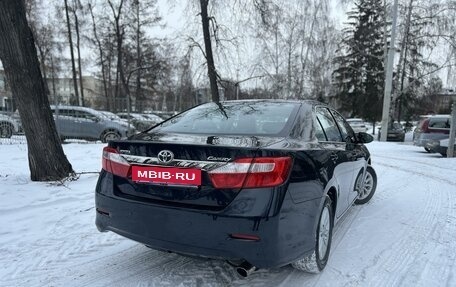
[{"xmin": 95, "ymin": 100, "xmax": 375, "ymax": 272}]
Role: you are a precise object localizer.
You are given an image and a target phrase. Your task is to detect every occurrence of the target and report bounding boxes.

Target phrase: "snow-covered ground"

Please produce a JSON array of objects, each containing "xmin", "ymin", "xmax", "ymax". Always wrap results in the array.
[{"xmin": 1, "ymin": 140, "xmax": 455, "ymax": 286}]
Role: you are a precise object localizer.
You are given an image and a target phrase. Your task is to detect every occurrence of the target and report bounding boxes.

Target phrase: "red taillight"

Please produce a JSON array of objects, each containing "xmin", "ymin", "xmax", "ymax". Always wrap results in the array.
[
  {"xmin": 421, "ymin": 119, "xmax": 430, "ymax": 133},
  {"xmin": 208, "ymin": 157, "xmax": 292, "ymax": 189},
  {"xmin": 230, "ymin": 233, "xmax": 261, "ymax": 241},
  {"xmin": 102, "ymin": 147, "xmax": 131, "ymax": 177}
]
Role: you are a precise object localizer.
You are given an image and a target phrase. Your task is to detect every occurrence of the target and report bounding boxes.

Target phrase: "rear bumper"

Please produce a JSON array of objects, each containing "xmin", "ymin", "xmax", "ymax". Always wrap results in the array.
[
  {"xmin": 414, "ymin": 134, "xmax": 448, "ymax": 147},
  {"xmin": 95, "ymin": 176, "xmax": 322, "ymax": 268},
  {"xmin": 386, "ymin": 133, "xmax": 404, "ymax": 141}
]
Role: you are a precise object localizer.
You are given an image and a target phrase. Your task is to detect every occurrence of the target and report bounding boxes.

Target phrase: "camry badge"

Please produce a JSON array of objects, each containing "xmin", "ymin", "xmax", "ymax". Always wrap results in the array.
[{"xmin": 157, "ymin": 150, "xmax": 174, "ymax": 164}]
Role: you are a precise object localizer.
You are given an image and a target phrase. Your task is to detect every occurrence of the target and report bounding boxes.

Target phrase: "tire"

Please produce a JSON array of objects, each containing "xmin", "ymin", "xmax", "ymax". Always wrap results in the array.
[
  {"xmin": 0, "ymin": 122, "xmax": 13, "ymax": 138},
  {"xmin": 292, "ymin": 196, "xmax": 334, "ymax": 273},
  {"xmin": 101, "ymin": 130, "xmax": 121, "ymax": 143},
  {"xmin": 424, "ymin": 147, "xmax": 431, "ymax": 153},
  {"xmin": 355, "ymin": 166, "xmax": 377, "ymax": 205}
]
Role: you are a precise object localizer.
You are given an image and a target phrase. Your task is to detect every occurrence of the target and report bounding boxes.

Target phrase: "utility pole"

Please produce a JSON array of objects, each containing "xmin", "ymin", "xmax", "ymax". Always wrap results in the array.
[
  {"xmin": 447, "ymin": 103, "xmax": 456, "ymax": 157},
  {"xmin": 380, "ymin": 0, "xmax": 399, "ymax": 141}
]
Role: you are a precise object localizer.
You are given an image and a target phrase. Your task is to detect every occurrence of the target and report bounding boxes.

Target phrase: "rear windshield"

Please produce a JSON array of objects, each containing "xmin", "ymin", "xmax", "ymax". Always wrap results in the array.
[
  {"xmin": 151, "ymin": 101, "xmax": 299, "ymax": 136},
  {"xmin": 429, "ymin": 117, "xmax": 450, "ymax": 129}
]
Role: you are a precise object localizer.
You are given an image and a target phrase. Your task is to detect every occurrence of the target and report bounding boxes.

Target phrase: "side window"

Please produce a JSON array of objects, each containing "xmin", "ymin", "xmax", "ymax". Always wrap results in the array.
[
  {"xmin": 314, "ymin": 117, "xmax": 327, "ymax": 141},
  {"xmin": 66, "ymin": 109, "xmax": 77, "ymax": 118},
  {"xmin": 316, "ymin": 107, "xmax": 343, "ymax": 142},
  {"xmin": 77, "ymin": 111, "xmax": 97, "ymax": 121},
  {"xmin": 331, "ymin": 110, "xmax": 355, "ymax": 142},
  {"xmin": 58, "ymin": 109, "xmax": 73, "ymax": 117}
]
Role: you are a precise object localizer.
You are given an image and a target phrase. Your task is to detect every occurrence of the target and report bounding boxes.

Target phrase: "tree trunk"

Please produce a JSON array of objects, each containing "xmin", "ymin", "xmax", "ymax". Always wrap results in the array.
[
  {"xmin": 397, "ymin": 0, "xmax": 414, "ymax": 122},
  {"xmin": 64, "ymin": 0, "xmax": 79, "ymax": 106},
  {"xmin": 37, "ymin": 44, "xmax": 50, "ymax": 97},
  {"xmin": 88, "ymin": 3, "xmax": 109, "ymax": 110},
  {"xmin": 199, "ymin": 0, "xmax": 219, "ymax": 102},
  {"xmin": 0, "ymin": 0, "xmax": 74, "ymax": 181},
  {"xmin": 393, "ymin": 0, "xmax": 414, "ymax": 121},
  {"xmin": 135, "ymin": 2, "xmax": 142, "ymax": 108},
  {"xmin": 73, "ymin": 7, "xmax": 85, "ymax": 106}
]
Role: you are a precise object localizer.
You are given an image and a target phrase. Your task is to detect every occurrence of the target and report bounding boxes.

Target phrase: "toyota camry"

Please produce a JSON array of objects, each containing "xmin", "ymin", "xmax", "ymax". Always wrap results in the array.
[{"xmin": 95, "ymin": 100, "xmax": 377, "ymax": 276}]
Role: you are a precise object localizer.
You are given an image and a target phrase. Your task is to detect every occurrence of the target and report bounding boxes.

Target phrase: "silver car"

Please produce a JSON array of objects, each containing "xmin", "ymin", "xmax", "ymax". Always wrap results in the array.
[
  {"xmin": 413, "ymin": 115, "xmax": 450, "ymax": 152},
  {"xmin": 346, "ymin": 118, "xmax": 368, "ymax": 133},
  {"xmin": 51, "ymin": 105, "xmax": 135, "ymax": 142}
]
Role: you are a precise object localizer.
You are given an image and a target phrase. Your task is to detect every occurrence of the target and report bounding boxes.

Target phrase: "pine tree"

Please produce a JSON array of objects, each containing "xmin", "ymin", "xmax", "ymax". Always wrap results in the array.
[{"xmin": 333, "ymin": 0, "xmax": 385, "ymax": 123}]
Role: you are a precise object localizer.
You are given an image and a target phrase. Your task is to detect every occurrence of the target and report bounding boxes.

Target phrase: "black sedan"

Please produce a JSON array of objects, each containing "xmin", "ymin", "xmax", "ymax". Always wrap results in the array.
[{"xmin": 95, "ymin": 100, "xmax": 377, "ymax": 276}]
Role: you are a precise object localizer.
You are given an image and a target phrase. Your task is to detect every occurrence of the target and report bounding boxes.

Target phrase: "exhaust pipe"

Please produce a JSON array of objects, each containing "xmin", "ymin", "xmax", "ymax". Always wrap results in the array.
[{"xmin": 235, "ymin": 261, "xmax": 256, "ymax": 278}]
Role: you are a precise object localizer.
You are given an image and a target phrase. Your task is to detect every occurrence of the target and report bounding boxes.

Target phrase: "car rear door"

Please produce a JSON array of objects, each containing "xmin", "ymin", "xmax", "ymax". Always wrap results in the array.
[
  {"xmin": 315, "ymin": 107, "xmax": 353, "ymax": 218},
  {"xmin": 53, "ymin": 108, "xmax": 77, "ymax": 137},
  {"xmin": 74, "ymin": 110, "xmax": 102, "ymax": 139},
  {"xmin": 330, "ymin": 110, "xmax": 367, "ymax": 204}
]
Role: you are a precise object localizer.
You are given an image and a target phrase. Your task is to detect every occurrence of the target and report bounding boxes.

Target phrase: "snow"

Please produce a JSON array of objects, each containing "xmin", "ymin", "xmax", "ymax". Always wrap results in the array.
[{"xmin": 1, "ymin": 140, "xmax": 456, "ymax": 286}]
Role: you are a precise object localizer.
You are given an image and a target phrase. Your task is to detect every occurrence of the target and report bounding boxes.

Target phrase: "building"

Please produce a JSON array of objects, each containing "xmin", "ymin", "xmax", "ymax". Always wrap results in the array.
[{"xmin": 0, "ymin": 70, "xmax": 156, "ymax": 112}]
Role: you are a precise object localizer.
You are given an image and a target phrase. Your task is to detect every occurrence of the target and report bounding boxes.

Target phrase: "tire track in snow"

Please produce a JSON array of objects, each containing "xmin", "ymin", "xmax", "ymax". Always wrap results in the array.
[
  {"xmin": 373, "ymin": 160, "xmax": 456, "ymax": 186},
  {"xmin": 373, "ymin": 154, "xmax": 454, "ymax": 172},
  {"xmin": 355, "ymin": 171, "xmax": 446, "ymax": 287}
]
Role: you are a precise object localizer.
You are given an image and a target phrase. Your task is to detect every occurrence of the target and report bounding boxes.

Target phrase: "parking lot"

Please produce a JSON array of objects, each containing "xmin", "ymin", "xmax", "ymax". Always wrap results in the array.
[{"xmin": 1, "ymin": 140, "xmax": 455, "ymax": 287}]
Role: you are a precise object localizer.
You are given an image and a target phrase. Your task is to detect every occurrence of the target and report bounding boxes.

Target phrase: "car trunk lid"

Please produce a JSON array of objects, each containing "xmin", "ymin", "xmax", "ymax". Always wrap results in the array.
[{"xmin": 102, "ymin": 134, "xmax": 291, "ymax": 210}]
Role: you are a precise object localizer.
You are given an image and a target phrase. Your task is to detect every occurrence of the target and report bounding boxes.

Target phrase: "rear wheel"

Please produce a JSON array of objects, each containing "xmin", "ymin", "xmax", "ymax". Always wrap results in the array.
[
  {"xmin": 101, "ymin": 130, "xmax": 121, "ymax": 143},
  {"xmin": 424, "ymin": 147, "xmax": 431, "ymax": 153},
  {"xmin": 0, "ymin": 122, "xmax": 13, "ymax": 138},
  {"xmin": 355, "ymin": 166, "xmax": 377, "ymax": 205},
  {"xmin": 292, "ymin": 196, "xmax": 333, "ymax": 273}
]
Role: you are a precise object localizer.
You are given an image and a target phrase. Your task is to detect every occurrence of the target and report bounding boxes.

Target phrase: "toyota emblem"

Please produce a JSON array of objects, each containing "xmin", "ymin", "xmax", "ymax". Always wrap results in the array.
[{"xmin": 157, "ymin": 150, "xmax": 174, "ymax": 164}]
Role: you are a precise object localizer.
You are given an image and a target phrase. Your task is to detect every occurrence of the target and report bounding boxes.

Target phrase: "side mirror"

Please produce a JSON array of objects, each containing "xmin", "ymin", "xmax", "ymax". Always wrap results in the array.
[{"xmin": 357, "ymin": 132, "xmax": 374, "ymax": 143}]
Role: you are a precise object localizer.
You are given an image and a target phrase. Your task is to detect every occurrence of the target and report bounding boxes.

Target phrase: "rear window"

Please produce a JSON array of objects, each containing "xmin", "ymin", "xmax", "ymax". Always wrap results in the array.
[
  {"xmin": 429, "ymin": 118, "xmax": 450, "ymax": 129},
  {"xmin": 151, "ymin": 101, "xmax": 299, "ymax": 135}
]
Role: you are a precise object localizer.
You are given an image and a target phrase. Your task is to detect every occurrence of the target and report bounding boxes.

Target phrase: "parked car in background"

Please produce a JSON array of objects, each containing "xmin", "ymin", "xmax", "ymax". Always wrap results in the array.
[
  {"xmin": 346, "ymin": 118, "xmax": 368, "ymax": 133},
  {"xmin": 378, "ymin": 122, "xmax": 405, "ymax": 142},
  {"xmin": 0, "ymin": 113, "xmax": 20, "ymax": 138},
  {"xmin": 147, "ymin": 110, "xmax": 178, "ymax": 119},
  {"xmin": 413, "ymin": 115, "xmax": 450, "ymax": 152},
  {"xmin": 117, "ymin": 112, "xmax": 159, "ymax": 131},
  {"xmin": 51, "ymin": 105, "xmax": 135, "ymax": 142},
  {"xmin": 99, "ymin": 111, "xmax": 127, "ymax": 122},
  {"xmin": 141, "ymin": 113, "xmax": 164, "ymax": 124},
  {"xmin": 96, "ymin": 100, "xmax": 377, "ymax": 275}
]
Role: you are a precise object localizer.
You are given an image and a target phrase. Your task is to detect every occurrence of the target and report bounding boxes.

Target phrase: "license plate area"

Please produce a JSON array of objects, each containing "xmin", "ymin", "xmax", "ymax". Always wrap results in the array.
[{"xmin": 132, "ymin": 166, "xmax": 202, "ymax": 186}]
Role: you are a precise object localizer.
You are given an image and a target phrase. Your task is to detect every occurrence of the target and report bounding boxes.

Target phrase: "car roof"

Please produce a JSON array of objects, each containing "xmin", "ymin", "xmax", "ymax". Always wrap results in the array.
[{"xmin": 420, "ymin": 114, "xmax": 450, "ymax": 118}]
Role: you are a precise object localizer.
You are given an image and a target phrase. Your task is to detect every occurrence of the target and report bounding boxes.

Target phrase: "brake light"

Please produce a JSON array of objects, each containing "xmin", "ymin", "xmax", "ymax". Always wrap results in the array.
[
  {"xmin": 421, "ymin": 119, "xmax": 430, "ymax": 133},
  {"xmin": 208, "ymin": 157, "xmax": 292, "ymax": 189},
  {"xmin": 102, "ymin": 147, "xmax": 131, "ymax": 177}
]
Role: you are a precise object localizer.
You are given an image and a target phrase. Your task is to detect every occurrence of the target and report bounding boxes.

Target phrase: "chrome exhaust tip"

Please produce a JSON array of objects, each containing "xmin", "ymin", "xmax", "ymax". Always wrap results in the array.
[{"xmin": 235, "ymin": 261, "xmax": 256, "ymax": 278}]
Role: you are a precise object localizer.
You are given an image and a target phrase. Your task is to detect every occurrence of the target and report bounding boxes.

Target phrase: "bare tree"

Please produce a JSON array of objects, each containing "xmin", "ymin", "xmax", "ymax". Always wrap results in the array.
[
  {"xmin": 64, "ymin": 0, "xmax": 80, "ymax": 106},
  {"xmin": 0, "ymin": 0, "xmax": 74, "ymax": 181},
  {"xmin": 88, "ymin": 1, "xmax": 110, "ymax": 109},
  {"xmin": 199, "ymin": 0, "xmax": 220, "ymax": 102},
  {"xmin": 71, "ymin": 0, "xmax": 85, "ymax": 106}
]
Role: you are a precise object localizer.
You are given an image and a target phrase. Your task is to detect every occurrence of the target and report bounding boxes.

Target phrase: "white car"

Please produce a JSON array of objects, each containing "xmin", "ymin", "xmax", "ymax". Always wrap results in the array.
[
  {"xmin": 346, "ymin": 118, "xmax": 368, "ymax": 133},
  {"xmin": 0, "ymin": 113, "xmax": 20, "ymax": 138}
]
